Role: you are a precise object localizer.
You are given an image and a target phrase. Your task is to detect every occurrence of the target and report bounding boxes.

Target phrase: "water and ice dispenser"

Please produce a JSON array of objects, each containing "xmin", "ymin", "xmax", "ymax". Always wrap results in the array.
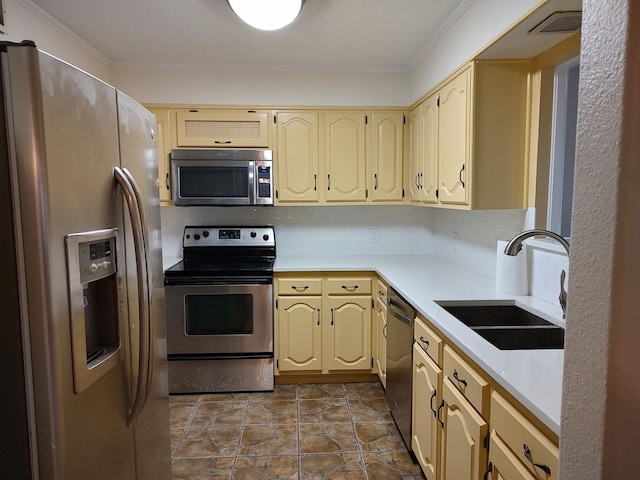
[{"xmin": 65, "ymin": 228, "xmax": 122, "ymax": 393}]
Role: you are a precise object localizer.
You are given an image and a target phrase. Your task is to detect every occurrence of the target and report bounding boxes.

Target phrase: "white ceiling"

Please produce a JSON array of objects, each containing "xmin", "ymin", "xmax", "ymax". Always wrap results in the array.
[{"xmin": 28, "ymin": 0, "xmax": 473, "ymax": 71}]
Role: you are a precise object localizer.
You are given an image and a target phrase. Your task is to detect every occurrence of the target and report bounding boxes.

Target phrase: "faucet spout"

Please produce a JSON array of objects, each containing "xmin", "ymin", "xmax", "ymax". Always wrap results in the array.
[{"xmin": 504, "ymin": 229, "xmax": 570, "ymax": 318}]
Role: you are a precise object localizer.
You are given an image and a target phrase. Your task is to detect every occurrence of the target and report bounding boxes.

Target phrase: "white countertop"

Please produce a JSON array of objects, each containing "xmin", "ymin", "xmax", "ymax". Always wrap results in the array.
[{"xmin": 275, "ymin": 254, "xmax": 564, "ymax": 435}]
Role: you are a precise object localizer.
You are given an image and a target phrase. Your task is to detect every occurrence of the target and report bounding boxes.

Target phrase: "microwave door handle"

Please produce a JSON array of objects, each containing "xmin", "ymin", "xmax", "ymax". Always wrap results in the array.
[
  {"xmin": 249, "ymin": 161, "xmax": 256, "ymax": 204},
  {"xmin": 114, "ymin": 167, "xmax": 152, "ymax": 426}
]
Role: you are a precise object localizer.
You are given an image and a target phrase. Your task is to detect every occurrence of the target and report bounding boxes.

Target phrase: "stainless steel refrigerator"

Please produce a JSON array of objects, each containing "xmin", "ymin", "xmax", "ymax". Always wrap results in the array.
[{"xmin": 0, "ymin": 41, "xmax": 171, "ymax": 479}]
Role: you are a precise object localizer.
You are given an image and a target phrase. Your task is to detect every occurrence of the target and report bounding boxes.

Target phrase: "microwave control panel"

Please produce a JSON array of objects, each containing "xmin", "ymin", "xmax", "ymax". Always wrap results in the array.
[{"xmin": 257, "ymin": 165, "xmax": 271, "ymax": 198}]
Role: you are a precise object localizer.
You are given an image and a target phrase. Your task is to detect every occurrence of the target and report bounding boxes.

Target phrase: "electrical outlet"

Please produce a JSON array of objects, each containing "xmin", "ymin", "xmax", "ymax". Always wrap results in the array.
[{"xmin": 369, "ymin": 228, "xmax": 380, "ymax": 244}]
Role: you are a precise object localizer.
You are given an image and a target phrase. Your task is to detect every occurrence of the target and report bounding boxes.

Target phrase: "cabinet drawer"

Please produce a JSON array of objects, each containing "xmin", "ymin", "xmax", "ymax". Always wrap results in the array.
[
  {"xmin": 414, "ymin": 315, "xmax": 443, "ymax": 366},
  {"xmin": 443, "ymin": 345, "xmax": 489, "ymax": 417},
  {"xmin": 489, "ymin": 431, "xmax": 537, "ymax": 480},
  {"xmin": 325, "ymin": 277, "xmax": 371, "ymax": 295},
  {"xmin": 277, "ymin": 278, "xmax": 323, "ymax": 295},
  {"xmin": 491, "ymin": 392, "xmax": 559, "ymax": 480}
]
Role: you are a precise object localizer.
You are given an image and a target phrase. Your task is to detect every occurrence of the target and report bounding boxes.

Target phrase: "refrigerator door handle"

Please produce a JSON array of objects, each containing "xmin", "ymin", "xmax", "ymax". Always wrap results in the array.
[{"xmin": 114, "ymin": 167, "xmax": 152, "ymax": 426}]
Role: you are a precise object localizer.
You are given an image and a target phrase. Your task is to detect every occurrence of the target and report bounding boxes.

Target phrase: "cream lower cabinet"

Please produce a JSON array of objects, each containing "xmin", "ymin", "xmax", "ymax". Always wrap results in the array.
[
  {"xmin": 488, "ymin": 392, "xmax": 559, "ymax": 480},
  {"xmin": 412, "ymin": 343, "xmax": 442, "ymax": 480},
  {"xmin": 373, "ymin": 279, "xmax": 388, "ymax": 387},
  {"xmin": 441, "ymin": 378, "xmax": 489, "ymax": 480},
  {"xmin": 275, "ymin": 274, "xmax": 372, "ymax": 375}
]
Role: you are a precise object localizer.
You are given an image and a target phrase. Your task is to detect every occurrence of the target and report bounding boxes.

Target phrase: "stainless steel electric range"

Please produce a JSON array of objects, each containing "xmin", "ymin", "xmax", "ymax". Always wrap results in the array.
[{"xmin": 164, "ymin": 226, "xmax": 275, "ymax": 393}]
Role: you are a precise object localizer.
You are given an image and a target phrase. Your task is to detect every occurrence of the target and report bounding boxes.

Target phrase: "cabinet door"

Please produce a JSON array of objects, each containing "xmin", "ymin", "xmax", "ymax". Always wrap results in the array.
[
  {"xmin": 147, "ymin": 108, "xmax": 172, "ymax": 204},
  {"xmin": 420, "ymin": 94, "xmax": 439, "ymax": 204},
  {"xmin": 176, "ymin": 109, "xmax": 270, "ymax": 147},
  {"xmin": 412, "ymin": 344, "xmax": 443, "ymax": 480},
  {"xmin": 406, "ymin": 106, "xmax": 422, "ymax": 202},
  {"xmin": 323, "ymin": 111, "xmax": 367, "ymax": 202},
  {"xmin": 438, "ymin": 68, "xmax": 471, "ymax": 206},
  {"xmin": 277, "ymin": 297, "xmax": 322, "ymax": 372},
  {"xmin": 275, "ymin": 111, "xmax": 319, "ymax": 203},
  {"xmin": 441, "ymin": 378, "xmax": 488, "ymax": 480},
  {"xmin": 374, "ymin": 295, "xmax": 387, "ymax": 386},
  {"xmin": 370, "ymin": 111, "xmax": 404, "ymax": 202},
  {"xmin": 324, "ymin": 296, "xmax": 371, "ymax": 371}
]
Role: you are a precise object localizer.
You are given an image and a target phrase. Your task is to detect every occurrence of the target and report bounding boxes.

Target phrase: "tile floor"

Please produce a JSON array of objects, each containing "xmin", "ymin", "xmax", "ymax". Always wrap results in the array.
[{"xmin": 169, "ymin": 382, "xmax": 426, "ymax": 479}]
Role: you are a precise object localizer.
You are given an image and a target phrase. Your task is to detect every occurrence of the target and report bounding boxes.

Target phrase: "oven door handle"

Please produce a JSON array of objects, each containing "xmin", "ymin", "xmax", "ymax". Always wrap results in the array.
[{"xmin": 115, "ymin": 167, "xmax": 153, "ymax": 426}]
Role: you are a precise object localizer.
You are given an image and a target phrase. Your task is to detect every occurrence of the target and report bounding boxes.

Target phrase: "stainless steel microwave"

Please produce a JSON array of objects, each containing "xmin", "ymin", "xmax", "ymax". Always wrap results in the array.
[{"xmin": 170, "ymin": 149, "xmax": 273, "ymax": 206}]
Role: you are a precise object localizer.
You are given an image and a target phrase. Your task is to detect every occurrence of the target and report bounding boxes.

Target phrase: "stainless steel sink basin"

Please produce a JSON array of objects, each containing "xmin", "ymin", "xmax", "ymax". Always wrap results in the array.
[
  {"xmin": 471, "ymin": 325, "xmax": 564, "ymax": 350},
  {"xmin": 435, "ymin": 300, "xmax": 564, "ymax": 350}
]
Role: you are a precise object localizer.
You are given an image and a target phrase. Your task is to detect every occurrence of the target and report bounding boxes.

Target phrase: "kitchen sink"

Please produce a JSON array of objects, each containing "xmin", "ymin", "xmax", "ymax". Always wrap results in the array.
[{"xmin": 435, "ymin": 300, "xmax": 564, "ymax": 350}]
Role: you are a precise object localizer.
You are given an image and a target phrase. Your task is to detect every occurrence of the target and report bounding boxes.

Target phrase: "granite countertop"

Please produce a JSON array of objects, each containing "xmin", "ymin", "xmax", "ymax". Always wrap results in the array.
[{"xmin": 274, "ymin": 254, "xmax": 564, "ymax": 435}]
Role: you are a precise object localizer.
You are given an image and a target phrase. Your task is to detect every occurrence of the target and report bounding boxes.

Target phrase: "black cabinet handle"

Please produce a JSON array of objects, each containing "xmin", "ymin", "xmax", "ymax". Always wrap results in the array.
[
  {"xmin": 314, "ymin": 174, "xmax": 317, "ymax": 191},
  {"xmin": 341, "ymin": 285, "xmax": 359, "ymax": 291},
  {"xmin": 214, "ymin": 140, "xmax": 232, "ymax": 144},
  {"xmin": 420, "ymin": 336, "xmax": 429, "ymax": 347},
  {"xmin": 437, "ymin": 399, "xmax": 445, "ymax": 428},
  {"xmin": 429, "ymin": 389, "xmax": 437, "ymax": 417},
  {"xmin": 459, "ymin": 164, "xmax": 465, "ymax": 187},
  {"xmin": 453, "ymin": 369, "xmax": 468, "ymax": 387},
  {"xmin": 483, "ymin": 462, "xmax": 493, "ymax": 480},
  {"xmin": 291, "ymin": 285, "xmax": 309, "ymax": 292},
  {"xmin": 165, "ymin": 173, "xmax": 170, "ymax": 190},
  {"xmin": 374, "ymin": 173, "xmax": 378, "ymax": 190},
  {"xmin": 330, "ymin": 308, "xmax": 334, "ymax": 325},
  {"xmin": 523, "ymin": 444, "xmax": 551, "ymax": 475},
  {"xmin": 316, "ymin": 308, "xmax": 320, "ymax": 326},
  {"xmin": 327, "ymin": 174, "xmax": 331, "ymax": 190}
]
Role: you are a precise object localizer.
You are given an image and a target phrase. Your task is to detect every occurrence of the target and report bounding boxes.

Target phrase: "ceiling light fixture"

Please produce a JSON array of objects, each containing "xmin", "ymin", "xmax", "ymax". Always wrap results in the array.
[{"xmin": 227, "ymin": 0, "xmax": 305, "ymax": 31}]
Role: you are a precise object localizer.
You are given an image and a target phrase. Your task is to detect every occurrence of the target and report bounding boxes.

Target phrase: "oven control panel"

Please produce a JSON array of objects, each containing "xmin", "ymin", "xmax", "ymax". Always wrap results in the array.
[{"xmin": 183, "ymin": 226, "xmax": 275, "ymax": 247}]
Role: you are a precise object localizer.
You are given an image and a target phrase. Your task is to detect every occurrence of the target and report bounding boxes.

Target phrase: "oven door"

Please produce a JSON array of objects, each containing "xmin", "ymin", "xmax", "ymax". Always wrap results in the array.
[{"xmin": 165, "ymin": 283, "xmax": 273, "ymax": 355}]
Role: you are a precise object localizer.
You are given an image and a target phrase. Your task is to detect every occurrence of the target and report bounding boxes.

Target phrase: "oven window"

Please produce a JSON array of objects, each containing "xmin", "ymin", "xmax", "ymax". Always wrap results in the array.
[
  {"xmin": 185, "ymin": 294, "xmax": 254, "ymax": 335},
  {"xmin": 180, "ymin": 166, "xmax": 249, "ymax": 198}
]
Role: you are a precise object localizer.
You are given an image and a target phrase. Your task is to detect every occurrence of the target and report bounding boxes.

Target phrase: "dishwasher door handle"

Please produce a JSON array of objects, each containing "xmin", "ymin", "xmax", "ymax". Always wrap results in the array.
[{"xmin": 387, "ymin": 300, "xmax": 413, "ymax": 325}]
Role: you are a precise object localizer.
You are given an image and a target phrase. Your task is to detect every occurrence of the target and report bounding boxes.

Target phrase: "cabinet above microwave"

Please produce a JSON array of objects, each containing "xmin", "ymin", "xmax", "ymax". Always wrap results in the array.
[{"xmin": 175, "ymin": 109, "xmax": 271, "ymax": 148}]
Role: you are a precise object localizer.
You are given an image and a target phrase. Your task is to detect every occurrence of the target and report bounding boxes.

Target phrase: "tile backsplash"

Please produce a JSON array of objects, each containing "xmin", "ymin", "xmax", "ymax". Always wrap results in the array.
[{"xmin": 160, "ymin": 204, "xmax": 568, "ymax": 307}]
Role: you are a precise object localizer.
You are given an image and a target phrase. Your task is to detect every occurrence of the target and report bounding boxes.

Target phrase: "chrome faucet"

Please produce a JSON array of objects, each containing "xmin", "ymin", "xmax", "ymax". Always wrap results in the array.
[{"xmin": 504, "ymin": 229, "xmax": 570, "ymax": 318}]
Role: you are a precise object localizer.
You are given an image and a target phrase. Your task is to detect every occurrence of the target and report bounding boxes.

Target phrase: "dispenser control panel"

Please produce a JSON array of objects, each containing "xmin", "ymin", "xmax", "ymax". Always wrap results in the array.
[{"xmin": 78, "ymin": 236, "xmax": 117, "ymax": 283}]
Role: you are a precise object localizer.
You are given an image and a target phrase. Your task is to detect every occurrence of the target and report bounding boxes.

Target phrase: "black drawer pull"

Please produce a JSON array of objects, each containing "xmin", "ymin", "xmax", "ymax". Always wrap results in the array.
[
  {"xmin": 341, "ymin": 285, "xmax": 359, "ymax": 291},
  {"xmin": 291, "ymin": 285, "xmax": 309, "ymax": 291},
  {"xmin": 419, "ymin": 336, "xmax": 430, "ymax": 347},
  {"xmin": 429, "ymin": 389, "xmax": 437, "ymax": 417},
  {"xmin": 453, "ymin": 369, "xmax": 468, "ymax": 387},
  {"xmin": 523, "ymin": 444, "xmax": 551, "ymax": 475}
]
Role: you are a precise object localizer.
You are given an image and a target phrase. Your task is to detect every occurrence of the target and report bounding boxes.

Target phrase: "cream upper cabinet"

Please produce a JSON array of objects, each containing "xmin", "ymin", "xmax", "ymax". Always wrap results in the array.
[
  {"xmin": 406, "ymin": 106, "xmax": 422, "ymax": 203},
  {"xmin": 175, "ymin": 109, "xmax": 271, "ymax": 148},
  {"xmin": 406, "ymin": 60, "xmax": 529, "ymax": 209},
  {"xmin": 275, "ymin": 111, "xmax": 320, "ymax": 203},
  {"xmin": 419, "ymin": 94, "xmax": 439, "ymax": 204},
  {"xmin": 438, "ymin": 68, "xmax": 471, "ymax": 206},
  {"xmin": 146, "ymin": 107, "xmax": 172, "ymax": 205},
  {"xmin": 322, "ymin": 111, "xmax": 368, "ymax": 203},
  {"xmin": 370, "ymin": 111, "xmax": 404, "ymax": 202},
  {"xmin": 412, "ymin": 343, "xmax": 442, "ymax": 480}
]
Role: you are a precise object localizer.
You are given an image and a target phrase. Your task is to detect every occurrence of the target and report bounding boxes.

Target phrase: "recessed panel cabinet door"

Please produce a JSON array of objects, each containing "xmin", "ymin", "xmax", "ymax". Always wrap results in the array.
[
  {"xmin": 276, "ymin": 112, "xmax": 319, "ymax": 203},
  {"xmin": 277, "ymin": 297, "xmax": 322, "ymax": 372},
  {"xmin": 420, "ymin": 94, "xmax": 439, "ymax": 204},
  {"xmin": 371, "ymin": 111, "xmax": 403, "ymax": 202},
  {"xmin": 323, "ymin": 111, "xmax": 367, "ymax": 202},
  {"xmin": 441, "ymin": 377, "xmax": 488, "ymax": 480},
  {"xmin": 438, "ymin": 67, "xmax": 471, "ymax": 206},
  {"xmin": 406, "ymin": 106, "xmax": 422, "ymax": 203},
  {"xmin": 374, "ymin": 296, "xmax": 387, "ymax": 386},
  {"xmin": 324, "ymin": 296, "xmax": 371, "ymax": 371},
  {"xmin": 412, "ymin": 344, "xmax": 443, "ymax": 480}
]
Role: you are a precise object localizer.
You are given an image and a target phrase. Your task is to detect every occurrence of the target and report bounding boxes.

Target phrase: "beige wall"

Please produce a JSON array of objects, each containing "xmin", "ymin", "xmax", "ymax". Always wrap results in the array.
[
  {"xmin": 5, "ymin": 0, "xmax": 110, "ymax": 80},
  {"xmin": 560, "ymin": 0, "xmax": 640, "ymax": 477}
]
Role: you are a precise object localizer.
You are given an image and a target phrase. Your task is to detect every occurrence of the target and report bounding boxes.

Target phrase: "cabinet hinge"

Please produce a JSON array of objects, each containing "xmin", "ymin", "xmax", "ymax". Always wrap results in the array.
[
  {"xmin": 365, "ymin": 115, "xmax": 368, "ymax": 125},
  {"xmin": 437, "ymin": 96, "xmax": 440, "ymax": 107},
  {"xmin": 402, "ymin": 188, "xmax": 405, "ymax": 198},
  {"xmin": 366, "ymin": 189, "xmax": 368, "ymax": 198},
  {"xmin": 435, "ymin": 189, "xmax": 439, "ymax": 199},
  {"xmin": 371, "ymin": 298, "xmax": 374, "ymax": 308},
  {"xmin": 276, "ymin": 359, "xmax": 279, "ymax": 369},
  {"xmin": 273, "ymin": 114, "xmax": 277, "ymax": 124},
  {"xmin": 275, "ymin": 299, "xmax": 279, "ymax": 309},
  {"xmin": 403, "ymin": 114, "xmax": 406, "ymax": 125},
  {"xmin": 275, "ymin": 190, "xmax": 279, "ymax": 199},
  {"xmin": 371, "ymin": 357, "xmax": 374, "ymax": 368},
  {"xmin": 484, "ymin": 432, "xmax": 491, "ymax": 450}
]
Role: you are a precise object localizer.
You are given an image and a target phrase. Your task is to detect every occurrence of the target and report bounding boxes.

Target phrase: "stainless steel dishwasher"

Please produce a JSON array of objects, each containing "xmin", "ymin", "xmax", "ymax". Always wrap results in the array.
[{"xmin": 386, "ymin": 287, "xmax": 415, "ymax": 450}]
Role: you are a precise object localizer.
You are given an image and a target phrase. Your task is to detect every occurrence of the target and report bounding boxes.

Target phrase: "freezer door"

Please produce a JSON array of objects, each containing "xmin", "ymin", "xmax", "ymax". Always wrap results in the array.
[
  {"xmin": 117, "ymin": 91, "xmax": 171, "ymax": 479},
  {"xmin": 2, "ymin": 44, "xmax": 137, "ymax": 479}
]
